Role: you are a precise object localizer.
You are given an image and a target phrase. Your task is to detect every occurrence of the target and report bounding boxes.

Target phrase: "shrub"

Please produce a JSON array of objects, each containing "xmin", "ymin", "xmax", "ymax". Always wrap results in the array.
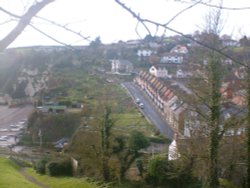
[
  {"xmin": 45, "ymin": 157, "xmax": 72, "ymax": 177},
  {"xmin": 34, "ymin": 158, "xmax": 49, "ymax": 174}
]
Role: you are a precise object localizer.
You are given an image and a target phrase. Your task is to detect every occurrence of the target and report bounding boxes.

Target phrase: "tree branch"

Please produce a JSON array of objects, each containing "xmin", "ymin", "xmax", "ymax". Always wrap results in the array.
[
  {"xmin": 29, "ymin": 24, "xmax": 73, "ymax": 48},
  {"xmin": 114, "ymin": 0, "xmax": 250, "ymax": 69},
  {"xmin": 0, "ymin": 0, "xmax": 55, "ymax": 51},
  {"xmin": 179, "ymin": 0, "xmax": 250, "ymax": 11},
  {"xmin": 35, "ymin": 16, "xmax": 91, "ymax": 42}
]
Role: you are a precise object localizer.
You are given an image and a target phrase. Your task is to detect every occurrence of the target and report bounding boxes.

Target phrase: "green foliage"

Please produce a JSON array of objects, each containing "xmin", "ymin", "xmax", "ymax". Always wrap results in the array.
[
  {"xmin": 219, "ymin": 178, "xmax": 238, "ymax": 188},
  {"xmin": 90, "ymin": 36, "xmax": 102, "ymax": 48},
  {"xmin": 27, "ymin": 168, "xmax": 103, "ymax": 188},
  {"xmin": 112, "ymin": 131, "xmax": 150, "ymax": 180},
  {"xmin": 145, "ymin": 156, "xmax": 201, "ymax": 188},
  {"xmin": 27, "ymin": 111, "xmax": 81, "ymax": 144},
  {"xmin": 45, "ymin": 157, "xmax": 72, "ymax": 177},
  {"xmin": 145, "ymin": 155, "xmax": 169, "ymax": 186},
  {"xmin": 129, "ymin": 131, "xmax": 150, "ymax": 151},
  {"xmin": 34, "ymin": 158, "xmax": 49, "ymax": 174},
  {"xmin": 148, "ymin": 136, "xmax": 171, "ymax": 144}
]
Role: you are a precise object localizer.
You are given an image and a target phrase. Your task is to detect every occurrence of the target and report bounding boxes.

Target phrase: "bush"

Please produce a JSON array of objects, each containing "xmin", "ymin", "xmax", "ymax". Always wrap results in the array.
[
  {"xmin": 145, "ymin": 155, "xmax": 168, "ymax": 186},
  {"xmin": 148, "ymin": 136, "xmax": 171, "ymax": 144},
  {"xmin": 45, "ymin": 157, "xmax": 72, "ymax": 177},
  {"xmin": 34, "ymin": 158, "xmax": 49, "ymax": 174}
]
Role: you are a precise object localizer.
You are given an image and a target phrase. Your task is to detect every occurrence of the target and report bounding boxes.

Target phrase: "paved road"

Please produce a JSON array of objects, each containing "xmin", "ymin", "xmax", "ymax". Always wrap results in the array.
[
  {"xmin": 0, "ymin": 105, "xmax": 33, "ymax": 147},
  {"xmin": 122, "ymin": 82, "xmax": 174, "ymax": 140}
]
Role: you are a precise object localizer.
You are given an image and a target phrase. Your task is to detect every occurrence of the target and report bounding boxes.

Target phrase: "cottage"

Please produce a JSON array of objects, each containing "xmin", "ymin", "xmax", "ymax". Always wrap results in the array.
[{"xmin": 149, "ymin": 64, "xmax": 170, "ymax": 78}]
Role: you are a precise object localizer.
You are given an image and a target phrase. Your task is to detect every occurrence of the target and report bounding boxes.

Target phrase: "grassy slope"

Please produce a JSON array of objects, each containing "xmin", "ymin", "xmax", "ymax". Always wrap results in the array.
[
  {"xmin": 0, "ymin": 157, "xmax": 102, "ymax": 188},
  {"xmin": 0, "ymin": 157, "xmax": 39, "ymax": 188},
  {"xmin": 26, "ymin": 168, "xmax": 102, "ymax": 188}
]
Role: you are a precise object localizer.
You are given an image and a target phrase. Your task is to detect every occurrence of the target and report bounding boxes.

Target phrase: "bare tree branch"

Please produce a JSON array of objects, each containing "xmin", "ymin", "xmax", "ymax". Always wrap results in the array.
[
  {"xmin": 0, "ymin": 7, "xmax": 21, "ymax": 18},
  {"xmin": 29, "ymin": 24, "xmax": 73, "ymax": 48},
  {"xmin": 164, "ymin": 0, "xmax": 202, "ymax": 27},
  {"xmin": 179, "ymin": 0, "xmax": 250, "ymax": 11},
  {"xmin": 35, "ymin": 16, "xmax": 91, "ymax": 42},
  {"xmin": 0, "ymin": 0, "xmax": 55, "ymax": 51},
  {"xmin": 114, "ymin": 0, "xmax": 250, "ymax": 69}
]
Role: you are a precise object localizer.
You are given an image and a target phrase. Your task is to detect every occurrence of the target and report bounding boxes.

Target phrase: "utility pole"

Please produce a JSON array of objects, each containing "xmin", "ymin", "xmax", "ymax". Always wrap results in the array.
[{"xmin": 38, "ymin": 129, "xmax": 42, "ymax": 148}]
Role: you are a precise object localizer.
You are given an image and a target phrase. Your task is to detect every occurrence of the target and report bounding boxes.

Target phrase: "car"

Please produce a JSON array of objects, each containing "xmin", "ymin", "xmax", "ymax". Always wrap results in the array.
[
  {"xmin": 0, "ymin": 136, "xmax": 8, "ymax": 141},
  {"xmin": 10, "ymin": 128, "xmax": 21, "ymax": 132},
  {"xmin": 135, "ymin": 98, "xmax": 140, "ymax": 104},
  {"xmin": 139, "ymin": 102, "xmax": 144, "ymax": 109},
  {"xmin": 10, "ymin": 124, "xmax": 18, "ymax": 128}
]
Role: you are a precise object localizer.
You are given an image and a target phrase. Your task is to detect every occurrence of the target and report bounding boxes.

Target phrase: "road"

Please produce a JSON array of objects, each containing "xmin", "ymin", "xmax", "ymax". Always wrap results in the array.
[
  {"xmin": 0, "ymin": 105, "xmax": 33, "ymax": 147},
  {"xmin": 122, "ymin": 82, "xmax": 174, "ymax": 140}
]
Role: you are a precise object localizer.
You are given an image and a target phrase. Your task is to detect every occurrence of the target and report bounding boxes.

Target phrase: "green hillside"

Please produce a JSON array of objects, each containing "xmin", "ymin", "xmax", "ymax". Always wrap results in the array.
[{"xmin": 0, "ymin": 157, "xmax": 102, "ymax": 188}]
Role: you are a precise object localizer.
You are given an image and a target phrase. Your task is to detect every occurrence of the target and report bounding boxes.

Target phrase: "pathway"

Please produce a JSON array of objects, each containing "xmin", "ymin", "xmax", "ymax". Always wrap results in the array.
[{"xmin": 19, "ymin": 167, "xmax": 49, "ymax": 188}]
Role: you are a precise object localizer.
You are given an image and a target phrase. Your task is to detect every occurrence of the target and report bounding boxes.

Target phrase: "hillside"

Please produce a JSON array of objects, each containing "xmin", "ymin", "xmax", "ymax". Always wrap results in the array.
[
  {"xmin": 0, "ymin": 157, "xmax": 101, "ymax": 188},
  {"xmin": 0, "ymin": 46, "xmax": 113, "ymax": 100}
]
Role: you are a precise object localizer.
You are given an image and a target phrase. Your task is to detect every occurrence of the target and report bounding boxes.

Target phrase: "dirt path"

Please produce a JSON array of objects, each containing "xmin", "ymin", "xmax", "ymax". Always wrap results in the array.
[{"xmin": 19, "ymin": 167, "xmax": 49, "ymax": 188}]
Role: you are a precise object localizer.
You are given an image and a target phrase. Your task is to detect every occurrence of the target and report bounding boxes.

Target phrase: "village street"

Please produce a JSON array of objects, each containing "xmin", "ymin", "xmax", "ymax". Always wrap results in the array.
[{"xmin": 122, "ymin": 82, "xmax": 174, "ymax": 140}]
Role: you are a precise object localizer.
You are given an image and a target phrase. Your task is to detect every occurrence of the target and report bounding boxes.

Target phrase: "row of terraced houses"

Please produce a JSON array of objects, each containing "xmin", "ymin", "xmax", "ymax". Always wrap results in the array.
[{"xmin": 134, "ymin": 70, "xmax": 246, "ymax": 139}]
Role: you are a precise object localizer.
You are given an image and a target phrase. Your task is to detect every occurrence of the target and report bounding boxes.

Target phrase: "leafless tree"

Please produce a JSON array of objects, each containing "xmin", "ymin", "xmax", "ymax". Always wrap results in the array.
[
  {"xmin": 0, "ymin": 0, "xmax": 90, "ymax": 51},
  {"xmin": 114, "ymin": 0, "xmax": 250, "ymax": 187}
]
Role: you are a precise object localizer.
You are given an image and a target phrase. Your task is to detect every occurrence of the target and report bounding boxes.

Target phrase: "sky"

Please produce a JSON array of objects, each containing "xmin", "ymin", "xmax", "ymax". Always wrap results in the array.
[{"xmin": 1, "ymin": 0, "xmax": 250, "ymax": 47}]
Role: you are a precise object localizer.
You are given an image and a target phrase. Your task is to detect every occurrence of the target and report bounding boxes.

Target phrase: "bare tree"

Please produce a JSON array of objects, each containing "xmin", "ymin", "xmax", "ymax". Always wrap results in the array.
[
  {"xmin": 113, "ymin": 0, "xmax": 250, "ymax": 187},
  {"xmin": 0, "ymin": 0, "xmax": 55, "ymax": 51}
]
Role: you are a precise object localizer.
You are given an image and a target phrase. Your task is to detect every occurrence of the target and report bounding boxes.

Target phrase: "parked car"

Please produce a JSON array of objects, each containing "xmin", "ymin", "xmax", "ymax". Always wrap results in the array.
[
  {"xmin": 139, "ymin": 102, "xmax": 144, "ymax": 109},
  {"xmin": 135, "ymin": 98, "xmax": 140, "ymax": 104}
]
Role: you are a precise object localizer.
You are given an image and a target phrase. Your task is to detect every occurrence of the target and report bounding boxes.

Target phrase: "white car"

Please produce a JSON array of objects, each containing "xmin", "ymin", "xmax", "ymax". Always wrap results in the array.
[
  {"xmin": 0, "ymin": 128, "xmax": 8, "ymax": 132},
  {"xmin": 135, "ymin": 98, "xmax": 140, "ymax": 104},
  {"xmin": 139, "ymin": 103, "xmax": 144, "ymax": 109},
  {"xmin": 10, "ymin": 128, "xmax": 21, "ymax": 132},
  {"xmin": 0, "ymin": 136, "xmax": 8, "ymax": 141}
]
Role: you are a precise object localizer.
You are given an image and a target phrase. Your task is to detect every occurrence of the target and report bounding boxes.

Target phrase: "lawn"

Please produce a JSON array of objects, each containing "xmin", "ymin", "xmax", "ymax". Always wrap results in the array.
[
  {"xmin": 0, "ymin": 157, "xmax": 103, "ymax": 188},
  {"xmin": 0, "ymin": 157, "xmax": 39, "ymax": 188},
  {"xmin": 26, "ymin": 168, "xmax": 103, "ymax": 188},
  {"xmin": 113, "ymin": 113, "xmax": 154, "ymax": 136}
]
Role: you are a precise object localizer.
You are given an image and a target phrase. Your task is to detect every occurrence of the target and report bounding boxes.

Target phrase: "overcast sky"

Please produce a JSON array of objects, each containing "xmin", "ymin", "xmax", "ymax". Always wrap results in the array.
[{"xmin": 1, "ymin": 0, "xmax": 250, "ymax": 47}]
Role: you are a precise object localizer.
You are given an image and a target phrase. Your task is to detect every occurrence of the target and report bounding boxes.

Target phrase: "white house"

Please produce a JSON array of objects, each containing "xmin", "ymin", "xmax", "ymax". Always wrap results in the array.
[
  {"xmin": 111, "ymin": 59, "xmax": 133, "ymax": 74},
  {"xmin": 160, "ymin": 53, "xmax": 183, "ymax": 64},
  {"xmin": 149, "ymin": 64, "xmax": 170, "ymax": 78},
  {"xmin": 170, "ymin": 45, "xmax": 188, "ymax": 54},
  {"xmin": 137, "ymin": 49, "xmax": 153, "ymax": 57},
  {"xmin": 176, "ymin": 69, "xmax": 184, "ymax": 78}
]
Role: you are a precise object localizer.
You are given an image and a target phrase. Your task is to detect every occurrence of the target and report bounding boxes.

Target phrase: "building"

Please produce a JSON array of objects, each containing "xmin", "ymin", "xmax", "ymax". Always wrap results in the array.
[
  {"xmin": 160, "ymin": 53, "xmax": 184, "ymax": 64},
  {"xmin": 137, "ymin": 49, "xmax": 153, "ymax": 57},
  {"xmin": 149, "ymin": 64, "xmax": 170, "ymax": 78},
  {"xmin": 111, "ymin": 59, "xmax": 133, "ymax": 74}
]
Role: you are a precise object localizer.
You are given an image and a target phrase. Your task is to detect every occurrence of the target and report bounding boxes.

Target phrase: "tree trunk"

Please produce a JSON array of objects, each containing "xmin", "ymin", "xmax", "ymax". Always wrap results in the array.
[
  {"xmin": 208, "ymin": 51, "xmax": 221, "ymax": 188},
  {"xmin": 247, "ymin": 68, "xmax": 250, "ymax": 188}
]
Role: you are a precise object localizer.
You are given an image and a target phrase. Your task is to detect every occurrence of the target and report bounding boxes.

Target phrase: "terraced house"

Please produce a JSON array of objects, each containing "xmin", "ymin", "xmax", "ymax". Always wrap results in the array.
[{"xmin": 134, "ymin": 70, "xmax": 246, "ymax": 139}]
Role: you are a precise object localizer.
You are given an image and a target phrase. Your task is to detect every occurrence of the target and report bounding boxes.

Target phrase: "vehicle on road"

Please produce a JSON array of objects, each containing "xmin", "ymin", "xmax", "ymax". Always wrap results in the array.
[
  {"xmin": 139, "ymin": 102, "xmax": 144, "ymax": 109},
  {"xmin": 135, "ymin": 98, "xmax": 140, "ymax": 104},
  {"xmin": 0, "ymin": 136, "xmax": 8, "ymax": 141},
  {"xmin": 10, "ymin": 128, "xmax": 21, "ymax": 132},
  {"xmin": 10, "ymin": 124, "xmax": 18, "ymax": 128}
]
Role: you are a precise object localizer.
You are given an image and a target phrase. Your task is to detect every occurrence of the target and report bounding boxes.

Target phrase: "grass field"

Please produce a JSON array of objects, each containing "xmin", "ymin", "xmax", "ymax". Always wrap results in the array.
[
  {"xmin": 113, "ymin": 113, "xmax": 154, "ymax": 135},
  {"xmin": 26, "ymin": 168, "xmax": 103, "ymax": 188},
  {"xmin": 0, "ymin": 157, "xmax": 103, "ymax": 188},
  {"xmin": 0, "ymin": 157, "xmax": 39, "ymax": 188}
]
